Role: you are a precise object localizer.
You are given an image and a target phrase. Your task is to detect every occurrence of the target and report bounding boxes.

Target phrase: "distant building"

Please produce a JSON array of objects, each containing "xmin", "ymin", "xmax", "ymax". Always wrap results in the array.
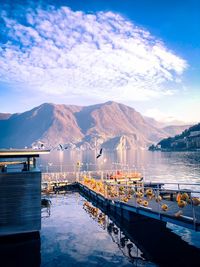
[
  {"xmin": 189, "ymin": 131, "xmax": 200, "ymax": 137},
  {"xmin": 186, "ymin": 134, "xmax": 200, "ymax": 149}
]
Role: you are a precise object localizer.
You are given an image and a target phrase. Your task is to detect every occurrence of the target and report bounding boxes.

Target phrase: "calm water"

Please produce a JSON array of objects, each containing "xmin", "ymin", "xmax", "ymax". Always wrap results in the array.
[
  {"xmin": 41, "ymin": 193, "xmax": 156, "ymax": 267},
  {"xmin": 41, "ymin": 192, "xmax": 200, "ymax": 267},
  {"xmin": 40, "ymin": 150, "xmax": 200, "ymax": 184}
]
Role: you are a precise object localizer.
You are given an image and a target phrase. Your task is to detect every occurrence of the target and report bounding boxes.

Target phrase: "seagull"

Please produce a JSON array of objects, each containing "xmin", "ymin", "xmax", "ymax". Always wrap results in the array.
[
  {"xmin": 58, "ymin": 144, "xmax": 68, "ymax": 151},
  {"xmin": 59, "ymin": 144, "xmax": 63, "ymax": 150},
  {"xmin": 96, "ymin": 148, "xmax": 103, "ymax": 159}
]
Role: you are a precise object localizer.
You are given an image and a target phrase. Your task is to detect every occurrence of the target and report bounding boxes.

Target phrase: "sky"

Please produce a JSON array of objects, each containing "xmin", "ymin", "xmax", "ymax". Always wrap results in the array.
[{"xmin": 0, "ymin": 0, "xmax": 199, "ymax": 124}]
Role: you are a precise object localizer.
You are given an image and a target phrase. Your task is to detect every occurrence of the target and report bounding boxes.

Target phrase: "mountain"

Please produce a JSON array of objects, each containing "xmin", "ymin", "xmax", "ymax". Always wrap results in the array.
[
  {"xmin": 0, "ymin": 101, "xmax": 170, "ymax": 150},
  {"xmin": 151, "ymin": 123, "xmax": 200, "ymax": 151},
  {"xmin": 162, "ymin": 125, "xmax": 191, "ymax": 137},
  {"xmin": 144, "ymin": 116, "xmax": 165, "ymax": 128}
]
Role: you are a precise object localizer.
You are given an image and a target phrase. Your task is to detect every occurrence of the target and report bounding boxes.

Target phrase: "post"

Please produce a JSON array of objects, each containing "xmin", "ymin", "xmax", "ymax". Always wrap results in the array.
[{"xmin": 27, "ymin": 157, "xmax": 30, "ymax": 171}]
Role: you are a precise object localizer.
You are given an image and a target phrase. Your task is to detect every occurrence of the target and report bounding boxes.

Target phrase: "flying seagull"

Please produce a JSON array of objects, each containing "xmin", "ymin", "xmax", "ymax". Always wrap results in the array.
[
  {"xmin": 96, "ymin": 148, "xmax": 103, "ymax": 159},
  {"xmin": 59, "ymin": 144, "xmax": 63, "ymax": 150},
  {"xmin": 58, "ymin": 144, "xmax": 68, "ymax": 151}
]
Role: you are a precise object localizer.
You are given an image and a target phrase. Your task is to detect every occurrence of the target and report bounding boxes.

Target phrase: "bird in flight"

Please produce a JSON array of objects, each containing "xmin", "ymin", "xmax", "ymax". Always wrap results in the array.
[
  {"xmin": 58, "ymin": 144, "xmax": 68, "ymax": 151},
  {"xmin": 96, "ymin": 148, "xmax": 103, "ymax": 159},
  {"xmin": 59, "ymin": 144, "xmax": 63, "ymax": 150}
]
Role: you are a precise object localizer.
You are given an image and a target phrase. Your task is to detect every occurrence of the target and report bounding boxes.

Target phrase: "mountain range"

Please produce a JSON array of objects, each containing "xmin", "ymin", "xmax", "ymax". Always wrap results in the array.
[{"xmin": 0, "ymin": 101, "xmax": 191, "ymax": 150}]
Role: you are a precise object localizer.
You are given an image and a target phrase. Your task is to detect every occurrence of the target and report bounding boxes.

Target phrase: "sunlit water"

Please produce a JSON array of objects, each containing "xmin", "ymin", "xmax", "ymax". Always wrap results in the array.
[{"xmin": 40, "ymin": 150, "xmax": 200, "ymax": 184}]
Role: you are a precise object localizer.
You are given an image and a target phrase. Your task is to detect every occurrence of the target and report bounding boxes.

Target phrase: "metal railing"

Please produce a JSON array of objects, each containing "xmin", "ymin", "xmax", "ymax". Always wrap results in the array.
[{"xmin": 103, "ymin": 182, "xmax": 200, "ymax": 229}]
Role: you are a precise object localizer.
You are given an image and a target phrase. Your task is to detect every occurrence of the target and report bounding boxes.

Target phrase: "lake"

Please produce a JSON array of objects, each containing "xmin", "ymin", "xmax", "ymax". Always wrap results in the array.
[{"xmin": 40, "ymin": 150, "xmax": 200, "ymax": 184}]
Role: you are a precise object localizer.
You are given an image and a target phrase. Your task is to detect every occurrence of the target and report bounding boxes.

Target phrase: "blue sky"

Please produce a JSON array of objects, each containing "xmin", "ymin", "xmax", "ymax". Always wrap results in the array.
[{"xmin": 0, "ymin": 0, "xmax": 199, "ymax": 123}]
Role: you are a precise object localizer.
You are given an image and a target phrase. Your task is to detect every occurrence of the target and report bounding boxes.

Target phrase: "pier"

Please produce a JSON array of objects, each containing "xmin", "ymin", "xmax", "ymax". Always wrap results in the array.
[
  {"xmin": 41, "ymin": 169, "xmax": 200, "ymax": 231},
  {"xmin": 78, "ymin": 182, "xmax": 200, "ymax": 231}
]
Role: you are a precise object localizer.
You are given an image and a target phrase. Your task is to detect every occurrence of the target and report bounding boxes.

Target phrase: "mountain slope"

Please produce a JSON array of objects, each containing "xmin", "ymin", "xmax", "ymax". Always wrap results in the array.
[
  {"xmin": 0, "ymin": 113, "xmax": 12, "ymax": 120},
  {"xmin": 0, "ymin": 101, "xmax": 169, "ymax": 149},
  {"xmin": 156, "ymin": 123, "xmax": 200, "ymax": 151},
  {"xmin": 162, "ymin": 125, "xmax": 191, "ymax": 137},
  {"xmin": 0, "ymin": 103, "xmax": 83, "ymax": 148}
]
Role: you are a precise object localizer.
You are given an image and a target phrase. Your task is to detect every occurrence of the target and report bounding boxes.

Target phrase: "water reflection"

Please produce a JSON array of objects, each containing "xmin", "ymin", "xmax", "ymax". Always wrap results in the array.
[
  {"xmin": 40, "ymin": 150, "xmax": 200, "ymax": 183},
  {"xmin": 83, "ymin": 200, "xmax": 153, "ymax": 266},
  {"xmin": 0, "ymin": 232, "xmax": 40, "ymax": 267}
]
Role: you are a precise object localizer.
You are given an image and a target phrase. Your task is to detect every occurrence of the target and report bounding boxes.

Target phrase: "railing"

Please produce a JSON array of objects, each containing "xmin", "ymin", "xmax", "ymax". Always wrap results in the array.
[
  {"xmin": 42, "ymin": 169, "xmax": 143, "ymax": 183},
  {"xmin": 80, "ymin": 177, "xmax": 200, "ymax": 230},
  {"xmin": 104, "ymin": 182, "xmax": 200, "ymax": 229}
]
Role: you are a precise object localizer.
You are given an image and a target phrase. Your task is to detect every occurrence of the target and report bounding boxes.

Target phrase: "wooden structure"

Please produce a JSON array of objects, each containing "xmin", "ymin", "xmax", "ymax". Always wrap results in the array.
[
  {"xmin": 78, "ymin": 182, "xmax": 200, "ymax": 231},
  {"xmin": 0, "ymin": 149, "xmax": 50, "ymax": 236}
]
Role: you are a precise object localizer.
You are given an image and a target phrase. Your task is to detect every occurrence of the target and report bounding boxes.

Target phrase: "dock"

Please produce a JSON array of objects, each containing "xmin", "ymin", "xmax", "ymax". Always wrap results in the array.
[
  {"xmin": 77, "ymin": 181, "xmax": 200, "ymax": 231},
  {"xmin": 42, "ymin": 169, "xmax": 200, "ymax": 231}
]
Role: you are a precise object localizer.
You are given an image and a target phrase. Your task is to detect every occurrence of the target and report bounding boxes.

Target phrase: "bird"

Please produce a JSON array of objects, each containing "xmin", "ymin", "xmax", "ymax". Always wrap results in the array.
[
  {"xmin": 58, "ymin": 144, "xmax": 68, "ymax": 151},
  {"xmin": 96, "ymin": 148, "xmax": 103, "ymax": 159},
  {"xmin": 59, "ymin": 144, "xmax": 63, "ymax": 150}
]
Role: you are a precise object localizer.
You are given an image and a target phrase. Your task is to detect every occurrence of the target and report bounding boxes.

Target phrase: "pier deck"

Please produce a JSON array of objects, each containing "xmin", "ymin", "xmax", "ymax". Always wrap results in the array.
[{"xmin": 78, "ymin": 183, "xmax": 200, "ymax": 231}]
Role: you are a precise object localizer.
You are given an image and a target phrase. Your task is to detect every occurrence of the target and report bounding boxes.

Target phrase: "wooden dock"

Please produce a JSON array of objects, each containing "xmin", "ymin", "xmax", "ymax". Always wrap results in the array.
[
  {"xmin": 41, "ymin": 170, "xmax": 200, "ymax": 231},
  {"xmin": 78, "ymin": 183, "xmax": 200, "ymax": 231}
]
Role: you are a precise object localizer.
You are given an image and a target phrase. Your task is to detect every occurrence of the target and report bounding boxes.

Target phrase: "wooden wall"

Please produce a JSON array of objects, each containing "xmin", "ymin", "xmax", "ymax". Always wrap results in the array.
[{"xmin": 0, "ymin": 171, "xmax": 41, "ymax": 236}]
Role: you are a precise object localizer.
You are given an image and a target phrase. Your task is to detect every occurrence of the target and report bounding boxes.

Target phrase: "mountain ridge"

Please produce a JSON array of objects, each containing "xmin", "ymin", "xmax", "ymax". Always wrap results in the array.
[{"xmin": 0, "ymin": 101, "xmax": 192, "ymax": 150}]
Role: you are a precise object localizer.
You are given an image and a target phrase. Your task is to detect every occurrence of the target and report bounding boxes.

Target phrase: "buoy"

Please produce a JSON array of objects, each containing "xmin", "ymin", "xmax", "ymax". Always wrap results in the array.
[
  {"xmin": 177, "ymin": 200, "xmax": 187, "ymax": 208},
  {"xmin": 135, "ymin": 191, "xmax": 143, "ymax": 198},
  {"xmin": 181, "ymin": 192, "xmax": 189, "ymax": 202},
  {"xmin": 122, "ymin": 197, "xmax": 129, "ymax": 202},
  {"xmin": 161, "ymin": 204, "xmax": 168, "ymax": 211},
  {"xmin": 143, "ymin": 200, "xmax": 149, "ymax": 207},
  {"xmin": 137, "ymin": 198, "xmax": 143, "ymax": 205},
  {"xmin": 145, "ymin": 188, "xmax": 153, "ymax": 196},
  {"xmin": 155, "ymin": 195, "xmax": 162, "ymax": 202},
  {"xmin": 176, "ymin": 193, "xmax": 181, "ymax": 202},
  {"xmin": 192, "ymin": 197, "xmax": 200, "ymax": 206}
]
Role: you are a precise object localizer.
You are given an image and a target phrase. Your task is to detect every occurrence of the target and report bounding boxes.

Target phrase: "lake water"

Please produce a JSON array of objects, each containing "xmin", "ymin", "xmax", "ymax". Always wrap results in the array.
[{"xmin": 40, "ymin": 150, "xmax": 200, "ymax": 184}]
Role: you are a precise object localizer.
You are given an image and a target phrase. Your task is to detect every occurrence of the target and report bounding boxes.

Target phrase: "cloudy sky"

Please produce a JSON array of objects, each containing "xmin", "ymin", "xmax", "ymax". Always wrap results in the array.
[{"xmin": 0, "ymin": 0, "xmax": 199, "ymax": 123}]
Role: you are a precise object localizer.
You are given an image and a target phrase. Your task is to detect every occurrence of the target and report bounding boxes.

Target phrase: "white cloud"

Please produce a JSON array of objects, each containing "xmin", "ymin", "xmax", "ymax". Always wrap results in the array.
[{"xmin": 0, "ymin": 5, "xmax": 187, "ymax": 102}]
